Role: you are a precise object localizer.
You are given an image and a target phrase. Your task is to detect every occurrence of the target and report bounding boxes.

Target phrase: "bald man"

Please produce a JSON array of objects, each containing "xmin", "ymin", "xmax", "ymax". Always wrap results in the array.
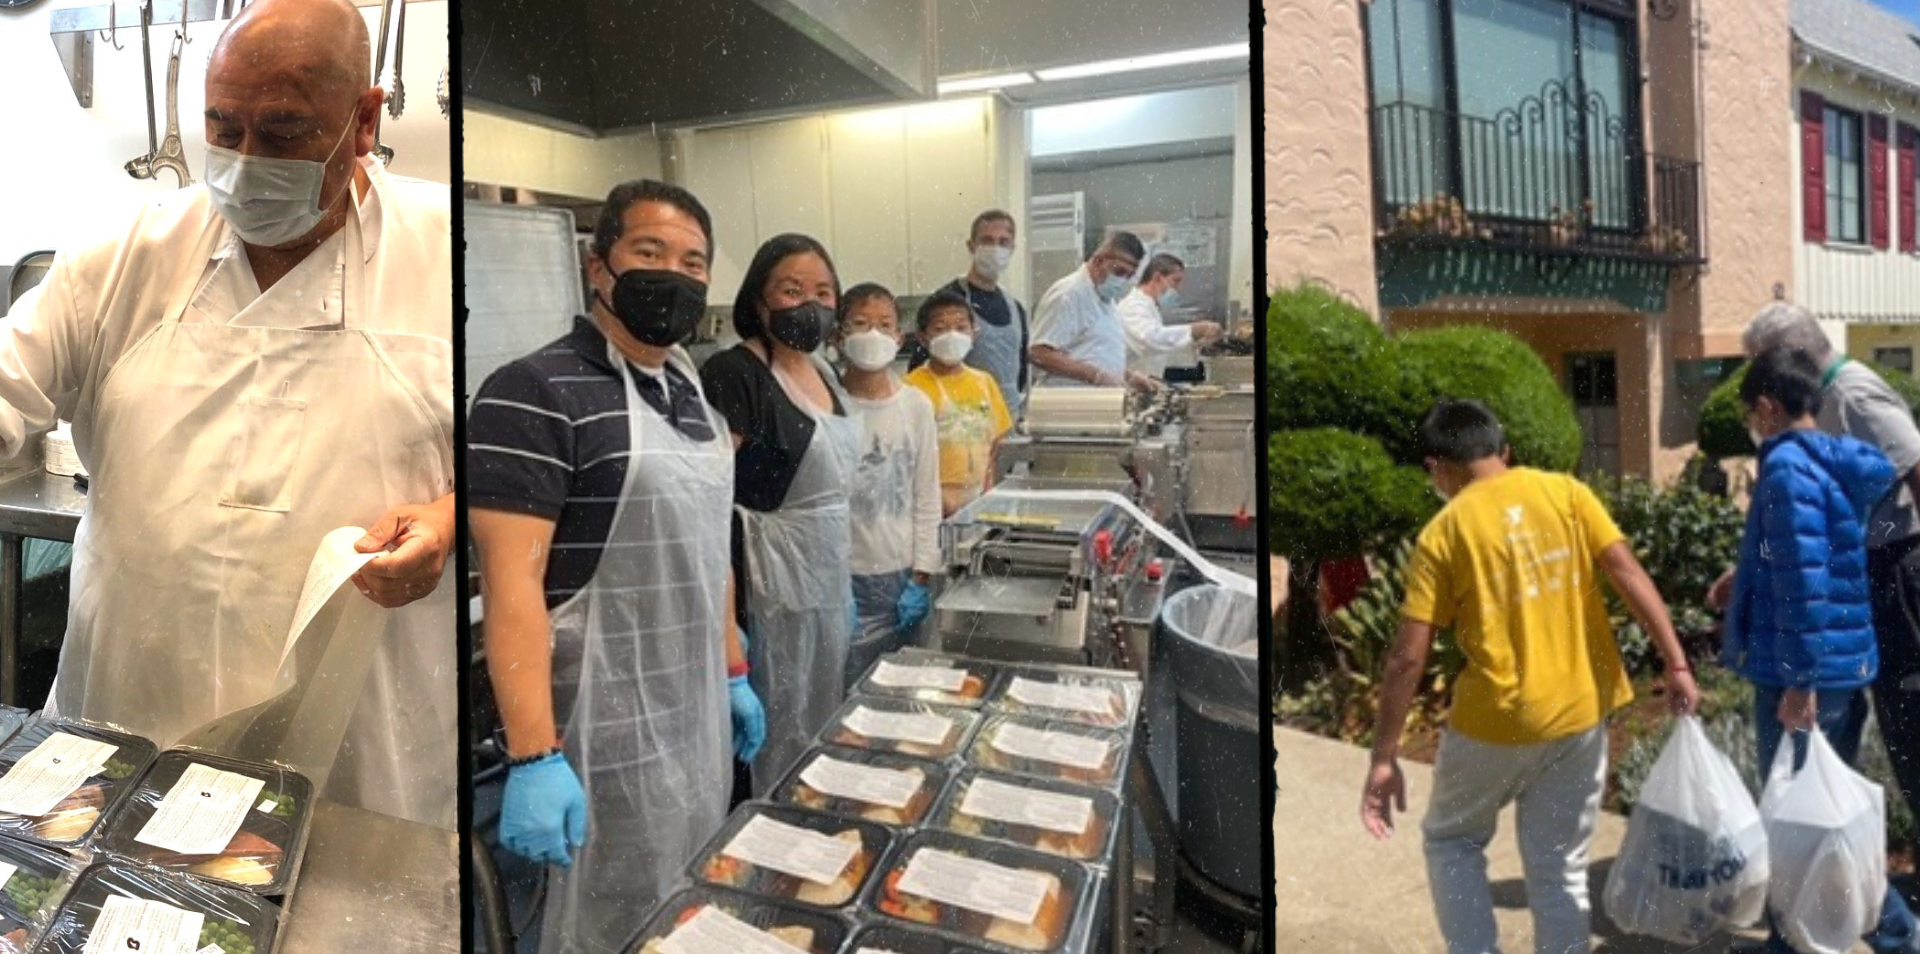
[{"xmin": 3, "ymin": 0, "xmax": 455, "ymax": 829}]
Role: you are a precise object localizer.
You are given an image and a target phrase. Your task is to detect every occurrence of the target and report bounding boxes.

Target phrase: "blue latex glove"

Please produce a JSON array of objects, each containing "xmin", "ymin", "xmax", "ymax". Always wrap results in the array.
[
  {"xmin": 896, "ymin": 580, "xmax": 932, "ymax": 634},
  {"xmin": 730, "ymin": 675, "xmax": 767, "ymax": 763},
  {"xmin": 499, "ymin": 752, "xmax": 587, "ymax": 869}
]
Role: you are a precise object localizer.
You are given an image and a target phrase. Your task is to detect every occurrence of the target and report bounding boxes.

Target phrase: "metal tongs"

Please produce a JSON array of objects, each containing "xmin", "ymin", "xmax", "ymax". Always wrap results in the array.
[
  {"xmin": 125, "ymin": 0, "xmax": 191, "ymax": 187},
  {"xmin": 369, "ymin": 0, "xmax": 400, "ymax": 164}
]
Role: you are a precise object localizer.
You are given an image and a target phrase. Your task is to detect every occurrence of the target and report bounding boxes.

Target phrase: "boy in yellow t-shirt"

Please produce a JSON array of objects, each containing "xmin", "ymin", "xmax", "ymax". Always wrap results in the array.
[
  {"xmin": 1360, "ymin": 400, "xmax": 1699, "ymax": 954},
  {"xmin": 905, "ymin": 290, "xmax": 1014, "ymax": 515}
]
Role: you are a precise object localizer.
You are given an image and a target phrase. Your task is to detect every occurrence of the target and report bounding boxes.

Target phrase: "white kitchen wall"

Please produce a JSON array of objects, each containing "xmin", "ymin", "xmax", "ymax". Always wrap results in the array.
[
  {"xmin": 1230, "ymin": 73, "xmax": 1252, "ymax": 317},
  {"xmin": 0, "ymin": 1, "xmax": 450, "ymax": 266},
  {"xmin": 1028, "ymin": 85, "xmax": 1238, "ymax": 158},
  {"xmin": 463, "ymin": 111, "xmax": 663, "ymax": 200}
]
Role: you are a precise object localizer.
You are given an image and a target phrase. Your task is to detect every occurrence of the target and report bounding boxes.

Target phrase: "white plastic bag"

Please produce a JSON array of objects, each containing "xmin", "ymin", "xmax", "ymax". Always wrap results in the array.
[
  {"xmin": 1760, "ymin": 724, "xmax": 1886, "ymax": 954},
  {"xmin": 1603, "ymin": 716, "xmax": 1769, "ymax": 943}
]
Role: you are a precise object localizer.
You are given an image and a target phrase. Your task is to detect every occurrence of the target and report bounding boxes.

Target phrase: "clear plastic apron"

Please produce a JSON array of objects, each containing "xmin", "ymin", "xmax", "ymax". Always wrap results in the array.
[
  {"xmin": 51, "ymin": 190, "xmax": 457, "ymax": 828},
  {"xmin": 540, "ymin": 344, "xmax": 734, "ymax": 953},
  {"xmin": 740, "ymin": 356, "xmax": 859, "ymax": 795}
]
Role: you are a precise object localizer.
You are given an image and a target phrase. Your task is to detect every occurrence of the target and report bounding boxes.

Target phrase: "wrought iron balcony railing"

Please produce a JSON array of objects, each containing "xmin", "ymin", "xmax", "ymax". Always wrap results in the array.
[{"xmin": 1370, "ymin": 79, "xmax": 1704, "ymax": 265}]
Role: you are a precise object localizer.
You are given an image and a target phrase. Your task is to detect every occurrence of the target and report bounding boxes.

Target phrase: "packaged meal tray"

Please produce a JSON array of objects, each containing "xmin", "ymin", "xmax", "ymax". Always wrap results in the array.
[
  {"xmin": 985, "ymin": 668, "xmax": 1139, "ymax": 730},
  {"xmin": 0, "ymin": 718, "xmax": 158, "ymax": 849},
  {"xmin": 823, "ymin": 697, "xmax": 981, "ymax": 762},
  {"xmin": 863, "ymin": 830, "xmax": 1092, "ymax": 954},
  {"xmin": 774, "ymin": 746, "xmax": 951, "ymax": 827},
  {"xmin": 96, "ymin": 750, "xmax": 312, "ymax": 897},
  {"xmin": 855, "ymin": 654, "xmax": 998, "ymax": 709},
  {"xmin": 965, "ymin": 715, "xmax": 1127, "ymax": 791},
  {"xmin": 627, "ymin": 885, "xmax": 851, "ymax": 954},
  {"xmin": 0, "ymin": 839, "xmax": 87, "ymax": 953},
  {"xmin": 31, "ymin": 862, "xmax": 279, "ymax": 954},
  {"xmin": 844, "ymin": 923, "xmax": 997, "ymax": 954},
  {"xmin": 930, "ymin": 770, "xmax": 1119, "ymax": 864},
  {"xmin": 691, "ymin": 802, "xmax": 892, "ymax": 911}
]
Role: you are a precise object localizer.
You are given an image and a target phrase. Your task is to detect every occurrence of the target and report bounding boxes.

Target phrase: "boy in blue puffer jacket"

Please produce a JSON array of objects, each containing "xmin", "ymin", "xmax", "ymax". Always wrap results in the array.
[{"xmin": 1726, "ymin": 346, "xmax": 1920, "ymax": 954}]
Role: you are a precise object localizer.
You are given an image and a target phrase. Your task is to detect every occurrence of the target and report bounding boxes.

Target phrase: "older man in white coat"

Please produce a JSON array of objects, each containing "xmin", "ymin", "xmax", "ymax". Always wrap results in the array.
[{"xmin": 2, "ymin": 0, "xmax": 455, "ymax": 829}]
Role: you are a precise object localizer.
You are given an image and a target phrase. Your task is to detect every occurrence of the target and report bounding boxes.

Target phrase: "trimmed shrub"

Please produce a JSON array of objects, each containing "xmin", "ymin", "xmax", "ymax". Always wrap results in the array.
[
  {"xmin": 1267, "ymin": 429, "xmax": 1433, "ymax": 563},
  {"xmin": 1267, "ymin": 282, "xmax": 1419, "ymax": 447},
  {"xmin": 1599, "ymin": 476, "xmax": 1744, "ymax": 643},
  {"xmin": 1397, "ymin": 325, "xmax": 1584, "ymax": 472},
  {"xmin": 1698, "ymin": 360, "xmax": 1920, "ymax": 458}
]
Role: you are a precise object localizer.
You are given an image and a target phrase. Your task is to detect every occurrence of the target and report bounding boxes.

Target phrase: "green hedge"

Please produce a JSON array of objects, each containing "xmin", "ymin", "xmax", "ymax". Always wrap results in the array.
[
  {"xmin": 1698, "ymin": 360, "xmax": 1920, "ymax": 458},
  {"xmin": 1397, "ymin": 326, "xmax": 1584, "ymax": 472},
  {"xmin": 1266, "ymin": 282, "xmax": 1418, "ymax": 447},
  {"xmin": 1267, "ymin": 428, "xmax": 1433, "ymax": 562}
]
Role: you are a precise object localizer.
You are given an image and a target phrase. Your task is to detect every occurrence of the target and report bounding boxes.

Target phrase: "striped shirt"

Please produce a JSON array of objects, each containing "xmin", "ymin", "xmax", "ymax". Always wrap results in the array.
[{"xmin": 468, "ymin": 317, "xmax": 718, "ymax": 608}]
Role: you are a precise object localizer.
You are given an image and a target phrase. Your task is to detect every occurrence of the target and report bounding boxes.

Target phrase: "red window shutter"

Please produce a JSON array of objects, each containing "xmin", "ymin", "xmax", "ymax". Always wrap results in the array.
[
  {"xmin": 1872, "ymin": 114, "xmax": 1892, "ymax": 248},
  {"xmin": 1803, "ymin": 91, "xmax": 1827, "ymax": 242},
  {"xmin": 1903, "ymin": 124, "xmax": 1917, "ymax": 254}
]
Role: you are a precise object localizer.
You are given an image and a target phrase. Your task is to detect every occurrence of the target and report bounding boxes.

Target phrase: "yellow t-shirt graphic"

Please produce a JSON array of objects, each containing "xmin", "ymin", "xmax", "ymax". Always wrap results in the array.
[{"xmin": 905, "ymin": 365, "xmax": 1014, "ymax": 514}]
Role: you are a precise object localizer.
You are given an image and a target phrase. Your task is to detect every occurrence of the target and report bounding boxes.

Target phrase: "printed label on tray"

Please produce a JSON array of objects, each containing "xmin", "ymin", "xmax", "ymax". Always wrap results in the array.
[
  {"xmin": 870, "ymin": 660, "xmax": 968, "ymax": 693},
  {"xmin": 0, "ymin": 733, "xmax": 119, "ymax": 818},
  {"xmin": 960, "ymin": 777, "xmax": 1094, "ymax": 835},
  {"xmin": 658, "ymin": 905, "xmax": 809, "ymax": 954},
  {"xmin": 721, "ymin": 814, "xmax": 859, "ymax": 886},
  {"xmin": 134, "ymin": 763, "xmax": 268, "ymax": 856},
  {"xmin": 82, "ymin": 896, "xmax": 205, "ymax": 954},
  {"xmin": 990, "ymin": 723, "xmax": 1109, "ymax": 771},
  {"xmin": 256, "ymin": 799, "xmax": 276, "ymax": 814},
  {"xmin": 198, "ymin": 946, "xmax": 223, "ymax": 954},
  {"xmin": 1007, "ymin": 677, "xmax": 1116, "ymax": 716},
  {"xmin": 0, "ymin": 862, "xmax": 18, "ymax": 890},
  {"xmin": 841, "ymin": 706, "xmax": 952, "ymax": 747},
  {"xmin": 896, "ymin": 848, "xmax": 1052, "ymax": 925},
  {"xmin": 798, "ymin": 755, "xmax": 919, "ymax": 809}
]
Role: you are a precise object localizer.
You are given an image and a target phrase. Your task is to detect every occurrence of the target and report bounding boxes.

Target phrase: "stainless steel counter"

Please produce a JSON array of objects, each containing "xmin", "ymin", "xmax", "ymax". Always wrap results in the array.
[
  {"xmin": 279, "ymin": 801, "xmax": 459, "ymax": 954},
  {"xmin": 0, "ymin": 465, "xmax": 85, "ymax": 705}
]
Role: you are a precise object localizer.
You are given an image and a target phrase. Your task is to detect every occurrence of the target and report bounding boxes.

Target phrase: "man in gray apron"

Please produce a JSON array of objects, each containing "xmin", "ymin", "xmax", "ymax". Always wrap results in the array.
[{"xmin": 927, "ymin": 210, "xmax": 1029, "ymax": 418}]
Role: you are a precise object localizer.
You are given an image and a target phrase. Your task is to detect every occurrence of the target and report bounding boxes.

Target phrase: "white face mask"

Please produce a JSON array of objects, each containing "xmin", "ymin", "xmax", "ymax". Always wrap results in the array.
[
  {"xmin": 842, "ymin": 329, "xmax": 900, "ymax": 371},
  {"xmin": 929, "ymin": 331, "xmax": 974, "ymax": 365},
  {"xmin": 204, "ymin": 119, "xmax": 355, "ymax": 247},
  {"xmin": 1097, "ymin": 273, "xmax": 1131, "ymax": 303},
  {"xmin": 972, "ymin": 245, "xmax": 1013, "ymax": 280},
  {"xmin": 1157, "ymin": 288, "xmax": 1180, "ymax": 311},
  {"xmin": 1749, "ymin": 426, "xmax": 1767, "ymax": 448}
]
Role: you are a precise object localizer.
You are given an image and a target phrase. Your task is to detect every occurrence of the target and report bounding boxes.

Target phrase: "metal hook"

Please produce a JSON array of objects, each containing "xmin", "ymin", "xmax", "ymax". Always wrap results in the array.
[{"xmin": 98, "ymin": 0, "xmax": 123, "ymax": 51}]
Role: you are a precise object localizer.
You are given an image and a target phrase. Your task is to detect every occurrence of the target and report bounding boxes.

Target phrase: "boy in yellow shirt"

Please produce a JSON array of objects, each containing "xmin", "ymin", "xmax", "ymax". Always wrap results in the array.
[
  {"xmin": 1361, "ymin": 400, "xmax": 1699, "ymax": 954},
  {"xmin": 905, "ymin": 290, "xmax": 1014, "ymax": 515}
]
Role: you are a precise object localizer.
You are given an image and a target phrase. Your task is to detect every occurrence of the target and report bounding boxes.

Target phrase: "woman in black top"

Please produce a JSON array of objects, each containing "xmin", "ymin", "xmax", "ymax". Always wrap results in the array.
[{"xmin": 700, "ymin": 234, "xmax": 862, "ymax": 797}]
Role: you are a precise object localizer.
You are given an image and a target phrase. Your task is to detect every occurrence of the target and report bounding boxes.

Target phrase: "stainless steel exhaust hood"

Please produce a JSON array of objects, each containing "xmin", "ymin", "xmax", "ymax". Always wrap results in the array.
[{"xmin": 461, "ymin": 0, "xmax": 936, "ymax": 136}]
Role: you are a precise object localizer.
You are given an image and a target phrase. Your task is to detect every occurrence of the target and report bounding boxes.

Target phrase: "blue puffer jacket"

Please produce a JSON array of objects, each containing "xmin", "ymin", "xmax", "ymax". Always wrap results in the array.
[{"xmin": 1723, "ymin": 428, "xmax": 1897, "ymax": 688}]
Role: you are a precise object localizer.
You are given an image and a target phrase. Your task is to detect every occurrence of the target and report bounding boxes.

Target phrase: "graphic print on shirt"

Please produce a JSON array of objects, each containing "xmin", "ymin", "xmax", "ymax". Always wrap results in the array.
[
  {"xmin": 1499, "ymin": 502, "xmax": 1577, "ymax": 606},
  {"xmin": 930, "ymin": 387, "xmax": 994, "ymax": 486},
  {"xmin": 851, "ymin": 428, "xmax": 915, "ymax": 529}
]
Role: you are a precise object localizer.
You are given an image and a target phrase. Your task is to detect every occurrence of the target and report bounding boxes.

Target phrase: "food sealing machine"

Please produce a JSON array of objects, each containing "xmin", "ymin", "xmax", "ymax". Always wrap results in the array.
[
  {"xmin": 1179, "ymin": 355, "xmax": 1258, "ymax": 554},
  {"xmin": 993, "ymin": 387, "xmax": 1186, "ymax": 526},
  {"xmin": 932, "ymin": 486, "xmax": 1168, "ymax": 673}
]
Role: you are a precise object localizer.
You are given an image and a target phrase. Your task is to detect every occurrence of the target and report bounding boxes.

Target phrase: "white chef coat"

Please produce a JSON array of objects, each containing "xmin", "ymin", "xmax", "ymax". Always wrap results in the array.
[
  {"xmin": 1117, "ymin": 287, "xmax": 1197, "ymax": 378},
  {"xmin": 1030, "ymin": 267, "xmax": 1126, "ymax": 388},
  {"xmin": 844, "ymin": 379, "xmax": 942, "ymax": 577}
]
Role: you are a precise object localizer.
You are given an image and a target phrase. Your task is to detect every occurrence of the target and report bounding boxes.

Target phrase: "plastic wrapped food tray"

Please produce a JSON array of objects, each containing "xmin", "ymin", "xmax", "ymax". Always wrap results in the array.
[
  {"xmin": 821, "ymin": 697, "xmax": 981, "ymax": 762},
  {"xmin": 625, "ymin": 885, "xmax": 852, "ymax": 954},
  {"xmin": 0, "ymin": 719, "xmax": 157, "ymax": 850},
  {"xmin": 929, "ymin": 770, "xmax": 1119, "ymax": 865},
  {"xmin": 31, "ymin": 862, "xmax": 279, "ymax": 954},
  {"xmin": 0, "ymin": 839, "xmax": 87, "ymax": 953},
  {"xmin": 690, "ymin": 803, "xmax": 892, "ymax": 912},
  {"xmin": 855, "ymin": 654, "xmax": 999, "ymax": 709},
  {"xmin": 862, "ymin": 830, "xmax": 1094, "ymax": 954},
  {"xmin": 773, "ymin": 746, "xmax": 952, "ymax": 828},
  {"xmin": 96, "ymin": 750, "xmax": 313, "ymax": 898},
  {"xmin": 985, "ymin": 669, "xmax": 1139, "ymax": 730},
  {"xmin": 844, "ymin": 923, "xmax": 996, "ymax": 954},
  {"xmin": 965, "ymin": 715, "xmax": 1128, "ymax": 791}
]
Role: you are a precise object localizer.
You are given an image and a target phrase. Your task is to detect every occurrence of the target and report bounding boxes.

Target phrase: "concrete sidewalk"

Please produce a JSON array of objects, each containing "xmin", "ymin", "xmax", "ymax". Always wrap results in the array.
[{"xmin": 1274, "ymin": 726, "xmax": 1876, "ymax": 954}]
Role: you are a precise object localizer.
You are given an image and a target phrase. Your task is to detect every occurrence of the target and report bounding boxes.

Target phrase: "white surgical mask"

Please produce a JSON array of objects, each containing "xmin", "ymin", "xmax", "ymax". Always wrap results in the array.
[
  {"xmin": 929, "ymin": 331, "xmax": 974, "ymax": 365},
  {"xmin": 1098, "ymin": 274, "xmax": 1130, "ymax": 303},
  {"xmin": 1157, "ymin": 289, "xmax": 1180, "ymax": 311},
  {"xmin": 1749, "ymin": 426, "xmax": 1767, "ymax": 448},
  {"xmin": 972, "ymin": 245, "xmax": 1013, "ymax": 280},
  {"xmin": 843, "ymin": 329, "xmax": 900, "ymax": 371},
  {"xmin": 204, "ymin": 120, "xmax": 354, "ymax": 247}
]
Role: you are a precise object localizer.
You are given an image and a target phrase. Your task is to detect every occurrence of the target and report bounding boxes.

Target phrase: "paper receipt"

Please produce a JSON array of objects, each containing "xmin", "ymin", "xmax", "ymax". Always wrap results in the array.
[
  {"xmin": 720, "ymin": 815, "xmax": 858, "ymax": 886},
  {"xmin": 82, "ymin": 896, "xmax": 204, "ymax": 954},
  {"xmin": 134, "ymin": 763, "xmax": 267, "ymax": 856},
  {"xmin": 990, "ymin": 723, "xmax": 1109, "ymax": 771},
  {"xmin": 870, "ymin": 661, "xmax": 968, "ymax": 693},
  {"xmin": 1007, "ymin": 678, "xmax": 1116, "ymax": 716},
  {"xmin": 798, "ymin": 755, "xmax": 920, "ymax": 810},
  {"xmin": 658, "ymin": 906, "xmax": 809, "ymax": 954},
  {"xmin": 960, "ymin": 777, "xmax": 1094, "ymax": 835},
  {"xmin": 897, "ymin": 849, "xmax": 1053, "ymax": 925},
  {"xmin": 841, "ymin": 706, "xmax": 952, "ymax": 747},
  {"xmin": 281, "ymin": 527, "xmax": 383, "ymax": 669},
  {"xmin": 0, "ymin": 733, "xmax": 119, "ymax": 817}
]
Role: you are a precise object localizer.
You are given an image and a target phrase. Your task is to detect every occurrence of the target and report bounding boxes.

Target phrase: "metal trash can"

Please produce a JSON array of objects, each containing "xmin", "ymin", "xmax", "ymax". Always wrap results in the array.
[{"xmin": 1157, "ymin": 583, "xmax": 1261, "ymax": 899}]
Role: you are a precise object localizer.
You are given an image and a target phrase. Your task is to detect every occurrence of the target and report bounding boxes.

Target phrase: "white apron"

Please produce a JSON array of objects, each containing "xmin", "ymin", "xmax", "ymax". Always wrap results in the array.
[
  {"xmin": 51, "ymin": 190, "xmax": 457, "ymax": 829},
  {"xmin": 741, "ymin": 358, "xmax": 860, "ymax": 795},
  {"xmin": 540, "ymin": 345, "xmax": 733, "ymax": 954}
]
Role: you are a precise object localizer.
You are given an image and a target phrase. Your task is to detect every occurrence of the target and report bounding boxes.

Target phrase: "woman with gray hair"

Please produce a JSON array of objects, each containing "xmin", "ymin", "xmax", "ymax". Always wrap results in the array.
[{"xmin": 1712, "ymin": 299, "xmax": 1920, "ymax": 866}]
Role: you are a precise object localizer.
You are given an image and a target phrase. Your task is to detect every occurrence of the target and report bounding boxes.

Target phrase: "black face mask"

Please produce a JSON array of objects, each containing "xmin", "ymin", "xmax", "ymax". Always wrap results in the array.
[
  {"xmin": 765, "ymin": 301, "xmax": 833, "ymax": 353},
  {"xmin": 598, "ymin": 267, "xmax": 708, "ymax": 347}
]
